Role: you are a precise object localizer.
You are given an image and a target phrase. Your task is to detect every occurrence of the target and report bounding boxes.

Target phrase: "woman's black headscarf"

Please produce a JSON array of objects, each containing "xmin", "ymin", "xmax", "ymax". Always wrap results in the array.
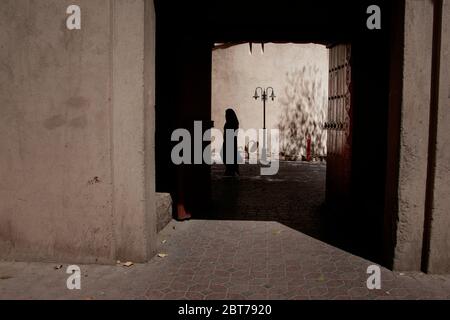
[{"xmin": 224, "ymin": 108, "xmax": 239, "ymax": 130}]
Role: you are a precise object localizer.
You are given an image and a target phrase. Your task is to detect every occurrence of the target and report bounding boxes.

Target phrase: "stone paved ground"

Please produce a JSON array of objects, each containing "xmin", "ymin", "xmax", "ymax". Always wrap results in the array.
[
  {"xmin": 208, "ymin": 161, "xmax": 376, "ymax": 261},
  {"xmin": 209, "ymin": 162, "xmax": 328, "ymax": 240},
  {"xmin": 1, "ymin": 219, "xmax": 450, "ymax": 300}
]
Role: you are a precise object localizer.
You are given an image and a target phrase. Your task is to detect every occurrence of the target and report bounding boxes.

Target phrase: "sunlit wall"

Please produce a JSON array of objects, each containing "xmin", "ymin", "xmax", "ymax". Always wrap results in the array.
[{"xmin": 212, "ymin": 43, "xmax": 328, "ymax": 160}]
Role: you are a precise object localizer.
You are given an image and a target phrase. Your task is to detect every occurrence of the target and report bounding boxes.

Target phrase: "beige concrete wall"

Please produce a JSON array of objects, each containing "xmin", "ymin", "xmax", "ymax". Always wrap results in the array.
[
  {"xmin": 212, "ymin": 43, "xmax": 328, "ymax": 159},
  {"xmin": 393, "ymin": 0, "xmax": 434, "ymax": 271},
  {"xmin": 0, "ymin": 0, "xmax": 156, "ymax": 264},
  {"xmin": 427, "ymin": 0, "xmax": 450, "ymax": 274},
  {"xmin": 144, "ymin": 0, "xmax": 157, "ymax": 261},
  {"xmin": 156, "ymin": 193, "xmax": 172, "ymax": 233},
  {"xmin": 112, "ymin": 0, "xmax": 156, "ymax": 262}
]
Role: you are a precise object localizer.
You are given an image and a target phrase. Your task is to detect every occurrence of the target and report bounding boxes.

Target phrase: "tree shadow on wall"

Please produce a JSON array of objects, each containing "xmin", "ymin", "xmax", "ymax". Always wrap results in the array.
[{"xmin": 277, "ymin": 65, "xmax": 327, "ymax": 160}]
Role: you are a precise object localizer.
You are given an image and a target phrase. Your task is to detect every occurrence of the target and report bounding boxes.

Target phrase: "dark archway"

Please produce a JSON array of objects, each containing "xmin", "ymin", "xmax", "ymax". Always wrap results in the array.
[{"xmin": 154, "ymin": 0, "xmax": 395, "ymax": 266}]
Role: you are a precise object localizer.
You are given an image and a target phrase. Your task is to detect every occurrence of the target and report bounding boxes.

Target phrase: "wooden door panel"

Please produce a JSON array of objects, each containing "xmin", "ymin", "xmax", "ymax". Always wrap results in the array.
[{"xmin": 326, "ymin": 44, "xmax": 352, "ymax": 205}]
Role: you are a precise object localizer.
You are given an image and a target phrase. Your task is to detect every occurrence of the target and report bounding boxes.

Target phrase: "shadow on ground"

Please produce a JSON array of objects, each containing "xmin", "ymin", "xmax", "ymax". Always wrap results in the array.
[{"xmin": 197, "ymin": 161, "xmax": 376, "ymax": 263}]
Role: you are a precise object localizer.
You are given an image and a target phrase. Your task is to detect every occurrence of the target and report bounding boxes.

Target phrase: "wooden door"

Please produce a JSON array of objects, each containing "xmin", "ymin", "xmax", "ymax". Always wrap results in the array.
[{"xmin": 325, "ymin": 44, "xmax": 352, "ymax": 206}]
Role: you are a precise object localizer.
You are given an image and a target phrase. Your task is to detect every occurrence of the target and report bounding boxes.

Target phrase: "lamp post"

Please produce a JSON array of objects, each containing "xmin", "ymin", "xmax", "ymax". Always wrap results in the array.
[{"xmin": 253, "ymin": 87, "xmax": 276, "ymax": 161}]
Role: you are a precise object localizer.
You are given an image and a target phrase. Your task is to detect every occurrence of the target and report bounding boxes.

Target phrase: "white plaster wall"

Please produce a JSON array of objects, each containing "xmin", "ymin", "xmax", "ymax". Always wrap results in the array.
[{"xmin": 212, "ymin": 43, "xmax": 328, "ymax": 159}]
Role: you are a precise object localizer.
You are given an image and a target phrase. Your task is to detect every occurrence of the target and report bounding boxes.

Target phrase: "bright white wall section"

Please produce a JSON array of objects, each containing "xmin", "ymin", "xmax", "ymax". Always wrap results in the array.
[{"xmin": 212, "ymin": 43, "xmax": 329, "ymax": 159}]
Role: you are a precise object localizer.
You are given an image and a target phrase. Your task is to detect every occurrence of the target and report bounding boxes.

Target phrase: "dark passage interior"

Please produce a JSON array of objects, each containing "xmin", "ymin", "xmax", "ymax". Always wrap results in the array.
[
  {"xmin": 155, "ymin": 0, "xmax": 394, "ymax": 266},
  {"xmin": 210, "ymin": 162, "xmax": 328, "ymax": 239}
]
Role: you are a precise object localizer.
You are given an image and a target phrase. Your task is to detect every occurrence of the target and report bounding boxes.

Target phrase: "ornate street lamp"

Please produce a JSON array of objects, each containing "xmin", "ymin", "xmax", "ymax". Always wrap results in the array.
[{"xmin": 253, "ymin": 87, "xmax": 276, "ymax": 161}]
